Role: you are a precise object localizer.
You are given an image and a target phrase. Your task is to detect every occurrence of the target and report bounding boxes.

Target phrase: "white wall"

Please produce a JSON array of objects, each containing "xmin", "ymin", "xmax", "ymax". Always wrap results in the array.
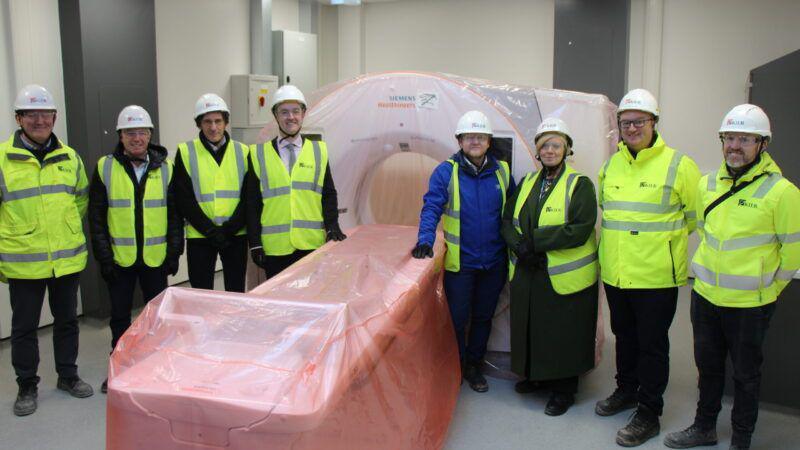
[
  {"xmin": 630, "ymin": 0, "xmax": 800, "ymax": 174},
  {"xmin": 273, "ymin": 0, "xmax": 300, "ymax": 31},
  {"xmin": 359, "ymin": 0, "xmax": 554, "ymax": 87}
]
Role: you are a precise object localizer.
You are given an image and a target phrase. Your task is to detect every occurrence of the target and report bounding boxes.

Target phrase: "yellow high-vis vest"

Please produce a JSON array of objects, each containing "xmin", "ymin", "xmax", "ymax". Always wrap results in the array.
[
  {"xmin": 509, "ymin": 165, "xmax": 598, "ymax": 294},
  {"xmin": 442, "ymin": 158, "xmax": 510, "ymax": 272},
  {"xmin": 692, "ymin": 152, "xmax": 800, "ymax": 307},
  {"xmin": 98, "ymin": 154, "xmax": 172, "ymax": 267},
  {"xmin": 0, "ymin": 133, "xmax": 88, "ymax": 280},
  {"xmin": 250, "ymin": 139, "xmax": 328, "ymax": 255},
  {"xmin": 597, "ymin": 135, "xmax": 700, "ymax": 288},
  {"xmin": 177, "ymin": 138, "xmax": 247, "ymax": 238}
]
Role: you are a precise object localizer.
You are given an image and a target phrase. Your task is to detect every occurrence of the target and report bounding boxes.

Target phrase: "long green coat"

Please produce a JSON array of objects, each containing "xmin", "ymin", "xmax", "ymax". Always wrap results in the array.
[{"xmin": 501, "ymin": 168, "xmax": 599, "ymax": 381}]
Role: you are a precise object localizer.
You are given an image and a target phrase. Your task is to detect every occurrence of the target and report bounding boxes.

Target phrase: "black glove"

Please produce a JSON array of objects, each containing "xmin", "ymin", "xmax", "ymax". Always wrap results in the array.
[
  {"xmin": 411, "ymin": 243, "xmax": 434, "ymax": 259},
  {"xmin": 100, "ymin": 263, "xmax": 120, "ymax": 283},
  {"xmin": 163, "ymin": 257, "xmax": 180, "ymax": 276},
  {"xmin": 250, "ymin": 247, "xmax": 268, "ymax": 269},
  {"xmin": 326, "ymin": 229, "xmax": 347, "ymax": 242},
  {"xmin": 206, "ymin": 226, "xmax": 229, "ymax": 250},
  {"xmin": 513, "ymin": 239, "xmax": 535, "ymax": 259}
]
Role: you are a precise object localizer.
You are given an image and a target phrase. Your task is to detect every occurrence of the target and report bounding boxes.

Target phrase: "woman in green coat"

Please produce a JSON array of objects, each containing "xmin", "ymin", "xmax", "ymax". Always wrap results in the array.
[{"xmin": 501, "ymin": 117, "xmax": 599, "ymax": 416}]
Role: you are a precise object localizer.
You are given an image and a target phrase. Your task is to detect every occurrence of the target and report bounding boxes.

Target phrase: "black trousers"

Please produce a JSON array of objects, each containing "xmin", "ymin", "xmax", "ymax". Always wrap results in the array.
[
  {"xmin": 9, "ymin": 273, "xmax": 81, "ymax": 385},
  {"xmin": 605, "ymin": 283, "xmax": 678, "ymax": 416},
  {"xmin": 186, "ymin": 236, "xmax": 247, "ymax": 292},
  {"xmin": 691, "ymin": 290, "xmax": 775, "ymax": 446},
  {"xmin": 262, "ymin": 249, "xmax": 313, "ymax": 279},
  {"xmin": 107, "ymin": 265, "xmax": 167, "ymax": 349},
  {"xmin": 542, "ymin": 376, "xmax": 579, "ymax": 395}
]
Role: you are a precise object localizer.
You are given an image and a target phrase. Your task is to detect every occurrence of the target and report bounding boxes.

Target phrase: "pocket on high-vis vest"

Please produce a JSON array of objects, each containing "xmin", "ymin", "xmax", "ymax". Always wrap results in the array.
[
  {"xmin": 65, "ymin": 211, "xmax": 82, "ymax": 234},
  {"xmin": 0, "ymin": 222, "xmax": 40, "ymax": 252}
]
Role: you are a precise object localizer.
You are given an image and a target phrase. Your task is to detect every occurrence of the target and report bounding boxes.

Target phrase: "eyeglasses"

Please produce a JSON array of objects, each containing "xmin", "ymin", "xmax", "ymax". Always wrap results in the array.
[
  {"xmin": 721, "ymin": 134, "xmax": 760, "ymax": 146},
  {"xmin": 460, "ymin": 134, "xmax": 490, "ymax": 143},
  {"xmin": 20, "ymin": 111, "xmax": 56, "ymax": 119},
  {"xmin": 539, "ymin": 141, "xmax": 565, "ymax": 151},
  {"xmin": 277, "ymin": 108, "xmax": 304, "ymax": 118},
  {"xmin": 122, "ymin": 129, "xmax": 151, "ymax": 137},
  {"xmin": 619, "ymin": 118, "xmax": 653, "ymax": 129}
]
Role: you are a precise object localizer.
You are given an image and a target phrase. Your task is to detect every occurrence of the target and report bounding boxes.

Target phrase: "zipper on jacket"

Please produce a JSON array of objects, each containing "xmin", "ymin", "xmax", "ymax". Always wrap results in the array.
[{"xmin": 668, "ymin": 239, "xmax": 676, "ymax": 284}]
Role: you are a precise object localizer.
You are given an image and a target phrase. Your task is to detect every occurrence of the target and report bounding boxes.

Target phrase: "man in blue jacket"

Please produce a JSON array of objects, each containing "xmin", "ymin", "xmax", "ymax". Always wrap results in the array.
[{"xmin": 412, "ymin": 110, "xmax": 514, "ymax": 392}]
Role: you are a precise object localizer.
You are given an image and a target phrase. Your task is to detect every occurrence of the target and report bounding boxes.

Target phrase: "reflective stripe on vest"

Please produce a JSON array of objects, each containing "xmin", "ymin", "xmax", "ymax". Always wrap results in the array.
[
  {"xmin": 251, "ymin": 139, "xmax": 328, "ymax": 255},
  {"xmin": 509, "ymin": 165, "xmax": 598, "ymax": 294},
  {"xmin": 99, "ymin": 155, "xmax": 171, "ymax": 267},
  {"xmin": 442, "ymin": 159, "xmax": 510, "ymax": 272},
  {"xmin": 0, "ymin": 135, "xmax": 88, "ymax": 279},
  {"xmin": 179, "ymin": 139, "xmax": 247, "ymax": 237},
  {"xmin": 692, "ymin": 160, "xmax": 800, "ymax": 306}
]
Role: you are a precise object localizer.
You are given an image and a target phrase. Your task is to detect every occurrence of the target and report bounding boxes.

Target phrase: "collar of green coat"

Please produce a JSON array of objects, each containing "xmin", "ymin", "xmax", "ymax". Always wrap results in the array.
[
  {"xmin": 5, "ymin": 132, "xmax": 66, "ymax": 163},
  {"xmin": 715, "ymin": 151, "xmax": 782, "ymax": 183},
  {"xmin": 617, "ymin": 132, "xmax": 665, "ymax": 163}
]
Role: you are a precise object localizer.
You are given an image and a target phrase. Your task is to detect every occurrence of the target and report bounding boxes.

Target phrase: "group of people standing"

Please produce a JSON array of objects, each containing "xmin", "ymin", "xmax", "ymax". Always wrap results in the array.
[
  {"xmin": 2, "ymin": 83, "xmax": 345, "ymax": 417},
  {"xmin": 413, "ymin": 88, "xmax": 800, "ymax": 450}
]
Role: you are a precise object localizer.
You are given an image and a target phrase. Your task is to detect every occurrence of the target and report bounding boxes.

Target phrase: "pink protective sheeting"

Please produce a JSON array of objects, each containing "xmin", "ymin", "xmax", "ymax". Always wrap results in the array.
[{"xmin": 107, "ymin": 225, "xmax": 459, "ymax": 450}]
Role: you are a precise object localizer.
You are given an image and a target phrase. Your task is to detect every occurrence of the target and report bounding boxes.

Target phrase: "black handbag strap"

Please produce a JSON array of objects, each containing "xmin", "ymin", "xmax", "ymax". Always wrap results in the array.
[{"xmin": 703, "ymin": 173, "xmax": 766, "ymax": 218}]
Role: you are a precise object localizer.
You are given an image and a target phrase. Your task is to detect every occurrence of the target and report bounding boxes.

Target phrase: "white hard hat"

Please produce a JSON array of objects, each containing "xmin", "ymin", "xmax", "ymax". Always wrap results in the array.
[
  {"xmin": 719, "ymin": 104, "xmax": 771, "ymax": 139},
  {"xmin": 618, "ymin": 88, "xmax": 659, "ymax": 117},
  {"xmin": 271, "ymin": 84, "xmax": 307, "ymax": 111},
  {"xmin": 14, "ymin": 84, "xmax": 57, "ymax": 111},
  {"xmin": 455, "ymin": 110, "xmax": 493, "ymax": 136},
  {"xmin": 535, "ymin": 117, "xmax": 573, "ymax": 147},
  {"xmin": 194, "ymin": 93, "xmax": 229, "ymax": 119},
  {"xmin": 116, "ymin": 105, "xmax": 154, "ymax": 131}
]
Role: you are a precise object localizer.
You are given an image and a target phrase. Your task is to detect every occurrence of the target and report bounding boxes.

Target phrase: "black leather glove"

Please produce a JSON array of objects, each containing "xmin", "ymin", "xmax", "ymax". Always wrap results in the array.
[
  {"xmin": 513, "ymin": 239, "xmax": 535, "ymax": 259},
  {"xmin": 163, "ymin": 257, "xmax": 180, "ymax": 276},
  {"xmin": 326, "ymin": 229, "xmax": 347, "ymax": 242},
  {"xmin": 411, "ymin": 243, "xmax": 434, "ymax": 259},
  {"xmin": 207, "ymin": 227, "xmax": 229, "ymax": 250},
  {"xmin": 100, "ymin": 263, "xmax": 120, "ymax": 283},
  {"xmin": 250, "ymin": 247, "xmax": 268, "ymax": 269}
]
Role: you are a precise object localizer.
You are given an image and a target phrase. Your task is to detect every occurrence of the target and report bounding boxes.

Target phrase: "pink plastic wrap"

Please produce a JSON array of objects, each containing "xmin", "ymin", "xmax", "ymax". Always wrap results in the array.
[{"xmin": 107, "ymin": 225, "xmax": 459, "ymax": 450}]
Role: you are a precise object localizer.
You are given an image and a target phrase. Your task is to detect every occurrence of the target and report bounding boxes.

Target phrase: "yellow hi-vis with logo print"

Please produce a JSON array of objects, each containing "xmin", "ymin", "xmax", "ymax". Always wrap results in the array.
[
  {"xmin": 597, "ymin": 134, "xmax": 701, "ymax": 288},
  {"xmin": 98, "ymin": 154, "xmax": 172, "ymax": 267},
  {"xmin": 0, "ymin": 133, "xmax": 88, "ymax": 280},
  {"xmin": 442, "ymin": 159, "xmax": 510, "ymax": 272},
  {"xmin": 692, "ymin": 152, "xmax": 800, "ymax": 307},
  {"xmin": 177, "ymin": 138, "xmax": 248, "ymax": 238},
  {"xmin": 250, "ymin": 139, "xmax": 328, "ymax": 256},
  {"xmin": 509, "ymin": 165, "xmax": 598, "ymax": 294}
]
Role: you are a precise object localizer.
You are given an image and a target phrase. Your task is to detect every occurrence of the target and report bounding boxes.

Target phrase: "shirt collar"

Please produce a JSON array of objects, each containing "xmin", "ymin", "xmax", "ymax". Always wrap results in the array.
[{"xmin": 279, "ymin": 134, "xmax": 303, "ymax": 150}]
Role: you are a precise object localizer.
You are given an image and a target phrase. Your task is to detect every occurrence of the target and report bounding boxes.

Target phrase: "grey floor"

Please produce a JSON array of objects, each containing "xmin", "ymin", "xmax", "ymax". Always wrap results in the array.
[{"xmin": 0, "ymin": 283, "xmax": 797, "ymax": 449}]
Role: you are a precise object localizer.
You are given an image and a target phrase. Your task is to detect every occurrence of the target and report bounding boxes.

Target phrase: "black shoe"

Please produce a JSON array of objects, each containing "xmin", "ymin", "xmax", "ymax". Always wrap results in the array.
[
  {"xmin": 462, "ymin": 363, "xmax": 489, "ymax": 393},
  {"xmin": 616, "ymin": 408, "xmax": 660, "ymax": 447},
  {"xmin": 664, "ymin": 424, "xmax": 717, "ymax": 448},
  {"xmin": 514, "ymin": 379, "xmax": 542, "ymax": 394},
  {"xmin": 729, "ymin": 433, "xmax": 751, "ymax": 450},
  {"xmin": 13, "ymin": 383, "xmax": 38, "ymax": 416},
  {"xmin": 595, "ymin": 388, "xmax": 637, "ymax": 416},
  {"xmin": 101, "ymin": 378, "xmax": 108, "ymax": 394},
  {"xmin": 57, "ymin": 376, "xmax": 94, "ymax": 398},
  {"xmin": 544, "ymin": 392, "xmax": 574, "ymax": 416}
]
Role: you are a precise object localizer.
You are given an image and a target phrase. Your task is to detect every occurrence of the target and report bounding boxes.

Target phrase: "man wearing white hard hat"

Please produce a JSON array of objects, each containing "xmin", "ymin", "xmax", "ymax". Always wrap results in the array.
[
  {"xmin": 596, "ymin": 88, "xmax": 701, "ymax": 446},
  {"xmin": 1, "ymin": 84, "xmax": 93, "ymax": 416},
  {"xmin": 412, "ymin": 110, "xmax": 514, "ymax": 392},
  {"xmin": 88, "ymin": 105, "xmax": 183, "ymax": 394},
  {"xmin": 245, "ymin": 84, "xmax": 346, "ymax": 278},
  {"xmin": 663, "ymin": 105, "xmax": 800, "ymax": 450},
  {"xmin": 173, "ymin": 94, "xmax": 249, "ymax": 291}
]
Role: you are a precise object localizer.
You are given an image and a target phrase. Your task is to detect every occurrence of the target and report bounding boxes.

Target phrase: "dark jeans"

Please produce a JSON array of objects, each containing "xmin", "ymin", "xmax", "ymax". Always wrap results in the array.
[
  {"xmin": 605, "ymin": 283, "xmax": 678, "ymax": 416},
  {"xmin": 107, "ymin": 265, "xmax": 167, "ymax": 349},
  {"xmin": 443, "ymin": 265, "xmax": 506, "ymax": 365},
  {"xmin": 691, "ymin": 290, "xmax": 776, "ymax": 446},
  {"xmin": 186, "ymin": 236, "xmax": 247, "ymax": 292},
  {"xmin": 262, "ymin": 249, "xmax": 313, "ymax": 279},
  {"xmin": 9, "ymin": 273, "xmax": 81, "ymax": 385}
]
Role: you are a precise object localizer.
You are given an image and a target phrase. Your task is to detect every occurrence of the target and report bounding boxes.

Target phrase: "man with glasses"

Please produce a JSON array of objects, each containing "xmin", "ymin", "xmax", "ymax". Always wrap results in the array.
[
  {"xmin": 246, "ymin": 84, "xmax": 346, "ymax": 279},
  {"xmin": 1, "ymin": 84, "xmax": 93, "ymax": 416},
  {"xmin": 88, "ymin": 105, "xmax": 183, "ymax": 394},
  {"xmin": 412, "ymin": 110, "xmax": 514, "ymax": 392},
  {"xmin": 596, "ymin": 88, "xmax": 701, "ymax": 446},
  {"xmin": 173, "ymin": 94, "xmax": 249, "ymax": 292},
  {"xmin": 664, "ymin": 105, "xmax": 800, "ymax": 450}
]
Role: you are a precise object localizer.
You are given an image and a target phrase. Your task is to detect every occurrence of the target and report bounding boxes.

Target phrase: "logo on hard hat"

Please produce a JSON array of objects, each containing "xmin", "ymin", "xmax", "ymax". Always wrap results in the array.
[
  {"xmin": 623, "ymin": 99, "xmax": 640, "ymax": 105},
  {"xmin": 726, "ymin": 119, "xmax": 745, "ymax": 126},
  {"xmin": 30, "ymin": 97, "xmax": 46, "ymax": 103},
  {"xmin": 472, "ymin": 123, "xmax": 486, "ymax": 128}
]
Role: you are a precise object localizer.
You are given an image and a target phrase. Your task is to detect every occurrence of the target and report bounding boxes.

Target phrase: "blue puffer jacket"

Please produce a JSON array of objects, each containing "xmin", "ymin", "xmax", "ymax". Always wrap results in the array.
[{"xmin": 417, "ymin": 151, "xmax": 515, "ymax": 271}]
